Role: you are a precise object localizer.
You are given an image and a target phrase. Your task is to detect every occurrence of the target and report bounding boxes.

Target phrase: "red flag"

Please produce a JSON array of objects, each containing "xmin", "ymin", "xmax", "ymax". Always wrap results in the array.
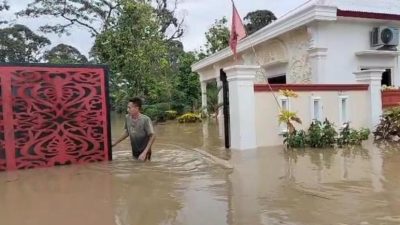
[{"xmin": 229, "ymin": 1, "xmax": 246, "ymax": 60}]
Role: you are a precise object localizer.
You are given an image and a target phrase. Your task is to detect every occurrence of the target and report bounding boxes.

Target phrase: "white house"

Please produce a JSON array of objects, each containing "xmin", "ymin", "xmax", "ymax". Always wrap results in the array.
[{"xmin": 192, "ymin": 0, "xmax": 400, "ymax": 150}]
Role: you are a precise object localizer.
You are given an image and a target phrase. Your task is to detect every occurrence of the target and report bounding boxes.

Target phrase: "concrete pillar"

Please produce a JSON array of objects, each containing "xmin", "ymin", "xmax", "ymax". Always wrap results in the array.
[
  {"xmin": 354, "ymin": 69, "xmax": 384, "ymax": 129},
  {"xmin": 393, "ymin": 55, "xmax": 400, "ymax": 87},
  {"xmin": 308, "ymin": 47, "xmax": 328, "ymax": 83},
  {"xmin": 216, "ymin": 79, "xmax": 224, "ymax": 120},
  {"xmin": 200, "ymin": 81, "xmax": 207, "ymax": 115},
  {"xmin": 224, "ymin": 65, "xmax": 259, "ymax": 150}
]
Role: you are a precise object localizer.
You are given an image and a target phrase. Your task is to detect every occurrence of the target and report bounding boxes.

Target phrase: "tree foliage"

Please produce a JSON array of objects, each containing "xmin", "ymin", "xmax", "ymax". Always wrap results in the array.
[
  {"xmin": 43, "ymin": 44, "xmax": 88, "ymax": 64},
  {"xmin": 244, "ymin": 10, "xmax": 276, "ymax": 35},
  {"xmin": 92, "ymin": 1, "xmax": 171, "ymax": 111},
  {"xmin": 12, "ymin": 0, "xmax": 197, "ymax": 114},
  {"xmin": 16, "ymin": 0, "xmax": 183, "ymax": 40},
  {"xmin": 16, "ymin": 0, "xmax": 120, "ymax": 36},
  {"xmin": 204, "ymin": 17, "xmax": 230, "ymax": 55},
  {"xmin": 171, "ymin": 51, "xmax": 200, "ymax": 114},
  {"xmin": 0, "ymin": 24, "xmax": 51, "ymax": 63}
]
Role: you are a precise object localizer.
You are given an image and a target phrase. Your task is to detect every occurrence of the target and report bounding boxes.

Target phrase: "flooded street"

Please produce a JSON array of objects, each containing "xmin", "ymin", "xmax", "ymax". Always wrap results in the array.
[{"xmin": 1, "ymin": 113, "xmax": 400, "ymax": 225}]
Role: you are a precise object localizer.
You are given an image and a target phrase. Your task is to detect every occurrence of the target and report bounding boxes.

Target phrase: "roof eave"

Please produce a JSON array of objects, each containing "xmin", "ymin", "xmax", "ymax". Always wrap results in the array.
[{"xmin": 192, "ymin": 4, "xmax": 337, "ymax": 72}]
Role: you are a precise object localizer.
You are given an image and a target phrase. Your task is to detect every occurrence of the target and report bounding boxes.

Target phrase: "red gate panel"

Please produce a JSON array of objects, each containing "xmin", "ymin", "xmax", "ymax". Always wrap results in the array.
[
  {"xmin": 0, "ymin": 65, "xmax": 111, "ymax": 171},
  {"xmin": 0, "ymin": 77, "xmax": 5, "ymax": 171}
]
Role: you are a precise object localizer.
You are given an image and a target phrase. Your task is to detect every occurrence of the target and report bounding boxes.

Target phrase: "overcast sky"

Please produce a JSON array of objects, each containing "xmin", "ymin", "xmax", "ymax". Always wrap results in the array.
[{"xmin": 2, "ymin": 0, "xmax": 306, "ymax": 55}]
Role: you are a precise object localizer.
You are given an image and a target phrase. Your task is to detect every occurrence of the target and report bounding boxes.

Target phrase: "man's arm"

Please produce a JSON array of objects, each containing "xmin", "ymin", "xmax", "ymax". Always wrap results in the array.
[
  {"xmin": 112, "ymin": 131, "xmax": 129, "ymax": 147},
  {"xmin": 138, "ymin": 133, "xmax": 155, "ymax": 161},
  {"xmin": 138, "ymin": 117, "xmax": 156, "ymax": 161}
]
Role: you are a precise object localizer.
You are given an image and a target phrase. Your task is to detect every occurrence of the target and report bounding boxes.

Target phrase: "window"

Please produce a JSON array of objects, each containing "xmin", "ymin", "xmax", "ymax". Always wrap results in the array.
[
  {"xmin": 382, "ymin": 69, "xmax": 392, "ymax": 86},
  {"xmin": 281, "ymin": 98, "xmax": 289, "ymax": 111},
  {"xmin": 268, "ymin": 75, "xmax": 286, "ymax": 84},
  {"xmin": 339, "ymin": 96, "xmax": 349, "ymax": 125},
  {"xmin": 279, "ymin": 96, "xmax": 290, "ymax": 133},
  {"xmin": 311, "ymin": 97, "xmax": 322, "ymax": 121}
]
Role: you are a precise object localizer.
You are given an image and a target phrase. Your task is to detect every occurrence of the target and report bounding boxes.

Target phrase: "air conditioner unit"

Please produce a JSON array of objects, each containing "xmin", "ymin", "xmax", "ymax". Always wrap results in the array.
[{"xmin": 370, "ymin": 26, "xmax": 399, "ymax": 48}]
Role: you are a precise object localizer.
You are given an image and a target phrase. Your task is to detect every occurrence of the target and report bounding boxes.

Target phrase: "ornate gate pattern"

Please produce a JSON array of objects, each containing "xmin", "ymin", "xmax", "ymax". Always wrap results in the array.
[{"xmin": 0, "ymin": 65, "xmax": 111, "ymax": 171}]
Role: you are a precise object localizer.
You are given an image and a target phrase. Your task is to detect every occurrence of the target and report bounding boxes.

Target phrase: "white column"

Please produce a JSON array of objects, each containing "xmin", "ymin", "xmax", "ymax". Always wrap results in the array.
[
  {"xmin": 216, "ymin": 79, "xmax": 224, "ymax": 120},
  {"xmin": 224, "ymin": 65, "xmax": 259, "ymax": 150},
  {"xmin": 216, "ymin": 78, "xmax": 225, "ymax": 139},
  {"xmin": 354, "ymin": 69, "xmax": 384, "ymax": 129},
  {"xmin": 308, "ymin": 47, "xmax": 328, "ymax": 83},
  {"xmin": 393, "ymin": 55, "xmax": 400, "ymax": 86},
  {"xmin": 200, "ymin": 81, "xmax": 207, "ymax": 115}
]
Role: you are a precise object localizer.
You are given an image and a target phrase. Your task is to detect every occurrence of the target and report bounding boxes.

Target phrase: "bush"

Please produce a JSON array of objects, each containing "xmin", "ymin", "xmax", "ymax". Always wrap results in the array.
[
  {"xmin": 283, "ymin": 119, "xmax": 369, "ymax": 149},
  {"xmin": 177, "ymin": 113, "xmax": 202, "ymax": 123},
  {"xmin": 143, "ymin": 105, "xmax": 167, "ymax": 122},
  {"xmin": 171, "ymin": 103, "xmax": 185, "ymax": 115},
  {"xmin": 283, "ymin": 130, "xmax": 307, "ymax": 148},
  {"xmin": 337, "ymin": 123, "xmax": 370, "ymax": 147},
  {"xmin": 165, "ymin": 110, "xmax": 177, "ymax": 120},
  {"xmin": 320, "ymin": 119, "xmax": 337, "ymax": 148},
  {"xmin": 307, "ymin": 121, "xmax": 323, "ymax": 148},
  {"xmin": 183, "ymin": 105, "xmax": 193, "ymax": 114},
  {"xmin": 374, "ymin": 107, "xmax": 400, "ymax": 140},
  {"xmin": 153, "ymin": 102, "xmax": 170, "ymax": 112}
]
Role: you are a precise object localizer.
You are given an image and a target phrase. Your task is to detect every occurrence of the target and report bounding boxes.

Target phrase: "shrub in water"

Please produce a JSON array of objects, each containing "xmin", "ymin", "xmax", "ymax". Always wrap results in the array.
[
  {"xmin": 165, "ymin": 110, "xmax": 177, "ymax": 120},
  {"xmin": 320, "ymin": 119, "xmax": 337, "ymax": 148},
  {"xmin": 306, "ymin": 119, "xmax": 337, "ymax": 148},
  {"xmin": 374, "ymin": 107, "xmax": 400, "ymax": 140},
  {"xmin": 337, "ymin": 123, "xmax": 370, "ymax": 147},
  {"xmin": 177, "ymin": 113, "xmax": 202, "ymax": 123},
  {"xmin": 306, "ymin": 120, "xmax": 323, "ymax": 148},
  {"xmin": 283, "ymin": 130, "xmax": 307, "ymax": 148},
  {"xmin": 143, "ymin": 104, "xmax": 167, "ymax": 122}
]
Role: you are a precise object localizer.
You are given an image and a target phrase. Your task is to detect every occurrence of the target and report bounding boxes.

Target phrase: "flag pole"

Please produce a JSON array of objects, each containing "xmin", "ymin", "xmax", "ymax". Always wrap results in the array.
[{"xmin": 229, "ymin": 0, "xmax": 281, "ymax": 110}]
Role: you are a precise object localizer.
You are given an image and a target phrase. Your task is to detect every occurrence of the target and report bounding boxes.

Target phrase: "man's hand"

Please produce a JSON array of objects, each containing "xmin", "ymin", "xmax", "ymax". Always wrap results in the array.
[{"xmin": 138, "ymin": 150, "xmax": 148, "ymax": 161}]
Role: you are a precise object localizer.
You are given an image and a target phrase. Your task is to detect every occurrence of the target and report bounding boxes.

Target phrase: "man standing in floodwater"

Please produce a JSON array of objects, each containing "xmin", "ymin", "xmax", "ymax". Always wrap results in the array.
[{"xmin": 112, "ymin": 97, "xmax": 156, "ymax": 161}]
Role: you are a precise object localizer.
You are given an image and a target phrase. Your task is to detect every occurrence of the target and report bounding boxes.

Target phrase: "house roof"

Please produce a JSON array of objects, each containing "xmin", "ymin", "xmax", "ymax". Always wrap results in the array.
[
  {"xmin": 321, "ymin": 0, "xmax": 400, "ymax": 15},
  {"xmin": 192, "ymin": 0, "xmax": 400, "ymax": 73}
]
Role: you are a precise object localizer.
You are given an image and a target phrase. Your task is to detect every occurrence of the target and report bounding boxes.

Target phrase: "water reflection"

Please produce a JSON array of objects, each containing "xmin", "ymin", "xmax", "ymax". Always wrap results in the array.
[{"xmin": 0, "ymin": 113, "xmax": 399, "ymax": 225}]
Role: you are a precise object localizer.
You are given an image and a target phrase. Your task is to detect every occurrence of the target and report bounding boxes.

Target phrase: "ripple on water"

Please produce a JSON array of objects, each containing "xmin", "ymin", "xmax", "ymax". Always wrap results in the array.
[{"xmin": 86, "ymin": 144, "xmax": 222, "ymax": 176}]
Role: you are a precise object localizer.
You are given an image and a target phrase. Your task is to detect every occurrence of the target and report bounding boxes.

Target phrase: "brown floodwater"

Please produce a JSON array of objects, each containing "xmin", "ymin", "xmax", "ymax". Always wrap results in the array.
[{"xmin": 1, "ymin": 113, "xmax": 399, "ymax": 225}]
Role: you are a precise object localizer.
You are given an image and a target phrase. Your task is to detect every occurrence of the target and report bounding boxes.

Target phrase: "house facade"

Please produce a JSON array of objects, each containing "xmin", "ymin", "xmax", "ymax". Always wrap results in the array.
[{"xmin": 192, "ymin": 0, "xmax": 400, "ymax": 149}]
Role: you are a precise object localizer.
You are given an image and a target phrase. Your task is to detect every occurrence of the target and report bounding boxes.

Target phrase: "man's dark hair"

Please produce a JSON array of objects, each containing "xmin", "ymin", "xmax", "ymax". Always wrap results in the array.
[{"xmin": 129, "ymin": 97, "xmax": 143, "ymax": 109}]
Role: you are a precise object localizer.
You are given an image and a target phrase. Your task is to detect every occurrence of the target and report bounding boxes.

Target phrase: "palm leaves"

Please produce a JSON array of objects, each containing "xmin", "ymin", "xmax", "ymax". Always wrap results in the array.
[
  {"xmin": 278, "ymin": 89, "xmax": 301, "ymax": 134},
  {"xmin": 278, "ymin": 110, "xmax": 302, "ymax": 134}
]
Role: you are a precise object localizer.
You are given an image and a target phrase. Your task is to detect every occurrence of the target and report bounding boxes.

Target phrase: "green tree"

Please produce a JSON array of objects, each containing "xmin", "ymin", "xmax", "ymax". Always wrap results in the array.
[
  {"xmin": 16, "ymin": 0, "xmax": 120, "ymax": 36},
  {"xmin": 0, "ymin": 24, "xmax": 51, "ymax": 63},
  {"xmin": 43, "ymin": 44, "xmax": 88, "ymax": 64},
  {"xmin": 166, "ymin": 40, "xmax": 185, "ymax": 71},
  {"xmin": 92, "ymin": 1, "xmax": 171, "ymax": 111},
  {"xmin": 17, "ymin": 0, "xmax": 183, "ymax": 40},
  {"xmin": 204, "ymin": 17, "xmax": 230, "ymax": 55},
  {"xmin": 171, "ymin": 51, "xmax": 201, "ymax": 114},
  {"xmin": 244, "ymin": 10, "xmax": 276, "ymax": 35}
]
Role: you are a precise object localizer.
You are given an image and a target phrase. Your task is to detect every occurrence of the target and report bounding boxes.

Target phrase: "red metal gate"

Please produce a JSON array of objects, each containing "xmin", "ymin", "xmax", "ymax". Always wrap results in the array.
[{"xmin": 0, "ymin": 64, "xmax": 111, "ymax": 171}]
